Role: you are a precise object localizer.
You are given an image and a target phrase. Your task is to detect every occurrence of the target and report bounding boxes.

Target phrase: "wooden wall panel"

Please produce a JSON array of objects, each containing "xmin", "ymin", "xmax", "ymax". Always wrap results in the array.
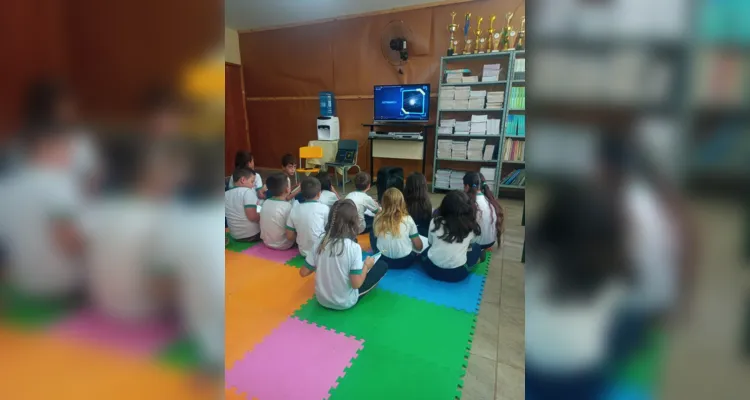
[
  {"xmin": 239, "ymin": 0, "xmax": 525, "ymax": 178},
  {"xmin": 0, "ymin": 0, "xmax": 68, "ymax": 135}
]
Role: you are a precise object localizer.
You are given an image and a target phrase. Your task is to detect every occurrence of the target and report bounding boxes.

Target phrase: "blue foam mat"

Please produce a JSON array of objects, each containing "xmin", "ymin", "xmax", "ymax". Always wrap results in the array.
[{"xmin": 376, "ymin": 264, "xmax": 486, "ymax": 313}]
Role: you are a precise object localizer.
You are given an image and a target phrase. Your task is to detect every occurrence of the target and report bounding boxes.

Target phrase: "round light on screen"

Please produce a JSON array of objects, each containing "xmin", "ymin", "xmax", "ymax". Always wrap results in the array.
[{"xmin": 409, "ymin": 99, "xmax": 416, "ymax": 105}]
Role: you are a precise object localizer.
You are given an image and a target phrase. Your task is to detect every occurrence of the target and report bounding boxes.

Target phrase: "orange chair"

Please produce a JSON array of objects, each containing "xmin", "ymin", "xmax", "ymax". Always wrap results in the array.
[{"xmin": 295, "ymin": 146, "xmax": 324, "ymax": 182}]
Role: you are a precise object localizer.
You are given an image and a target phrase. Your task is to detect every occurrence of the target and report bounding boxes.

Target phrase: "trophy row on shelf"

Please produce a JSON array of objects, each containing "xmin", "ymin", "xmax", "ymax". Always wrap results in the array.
[{"xmin": 447, "ymin": 11, "xmax": 525, "ymax": 56}]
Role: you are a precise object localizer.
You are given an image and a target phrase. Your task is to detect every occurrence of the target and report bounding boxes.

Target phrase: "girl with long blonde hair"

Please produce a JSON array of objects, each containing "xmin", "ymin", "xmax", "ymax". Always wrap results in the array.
[{"xmin": 371, "ymin": 188, "xmax": 424, "ymax": 269}]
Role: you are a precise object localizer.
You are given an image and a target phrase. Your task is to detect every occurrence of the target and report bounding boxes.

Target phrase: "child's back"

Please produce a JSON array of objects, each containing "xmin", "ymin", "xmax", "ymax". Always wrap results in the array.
[
  {"xmin": 260, "ymin": 199, "xmax": 294, "ymax": 249},
  {"xmin": 86, "ymin": 197, "xmax": 163, "ymax": 322},
  {"xmin": 287, "ymin": 201, "xmax": 329, "ymax": 257},
  {"xmin": 225, "ymin": 185, "xmax": 259, "ymax": 240},
  {"xmin": 319, "ymin": 189, "xmax": 338, "ymax": 207},
  {"xmin": 475, "ymin": 195, "xmax": 497, "ymax": 245},
  {"xmin": 306, "ymin": 237, "xmax": 363, "ymax": 310},
  {"xmin": 1, "ymin": 165, "xmax": 82, "ymax": 297}
]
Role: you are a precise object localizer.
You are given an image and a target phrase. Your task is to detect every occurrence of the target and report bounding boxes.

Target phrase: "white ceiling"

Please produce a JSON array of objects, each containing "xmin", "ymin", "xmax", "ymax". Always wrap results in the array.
[{"xmin": 225, "ymin": 0, "xmax": 459, "ymax": 31}]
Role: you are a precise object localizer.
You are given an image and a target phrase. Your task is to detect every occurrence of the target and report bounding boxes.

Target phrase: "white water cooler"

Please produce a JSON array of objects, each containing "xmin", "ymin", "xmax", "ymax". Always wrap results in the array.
[{"xmin": 317, "ymin": 116, "xmax": 340, "ymax": 141}]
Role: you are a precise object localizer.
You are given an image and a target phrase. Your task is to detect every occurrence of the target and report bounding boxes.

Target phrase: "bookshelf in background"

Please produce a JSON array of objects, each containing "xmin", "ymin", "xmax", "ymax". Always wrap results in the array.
[
  {"xmin": 496, "ymin": 50, "xmax": 526, "ymax": 191},
  {"xmin": 432, "ymin": 51, "xmax": 516, "ymax": 196}
]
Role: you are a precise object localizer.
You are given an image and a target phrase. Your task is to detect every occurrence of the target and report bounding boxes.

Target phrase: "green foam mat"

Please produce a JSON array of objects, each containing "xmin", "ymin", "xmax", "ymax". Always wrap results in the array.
[
  {"xmin": 615, "ymin": 330, "xmax": 666, "ymax": 390},
  {"xmin": 157, "ymin": 336, "xmax": 202, "ymax": 370},
  {"xmin": 0, "ymin": 286, "xmax": 75, "ymax": 329},
  {"xmin": 329, "ymin": 344, "xmax": 464, "ymax": 400},
  {"xmin": 284, "ymin": 254, "xmax": 306, "ymax": 269},
  {"xmin": 294, "ymin": 289, "xmax": 475, "ymax": 377},
  {"xmin": 225, "ymin": 232, "xmax": 259, "ymax": 252},
  {"xmin": 471, "ymin": 251, "xmax": 492, "ymax": 276}
]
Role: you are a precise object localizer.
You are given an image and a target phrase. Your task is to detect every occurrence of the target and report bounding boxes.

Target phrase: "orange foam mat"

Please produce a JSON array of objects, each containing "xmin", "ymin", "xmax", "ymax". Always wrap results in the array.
[
  {"xmin": 225, "ymin": 251, "xmax": 315, "ymax": 369},
  {"xmin": 357, "ymin": 233, "xmax": 372, "ymax": 252},
  {"xmin": 0, "ymin": 327, "xmax": 219, "ymax": 400}
]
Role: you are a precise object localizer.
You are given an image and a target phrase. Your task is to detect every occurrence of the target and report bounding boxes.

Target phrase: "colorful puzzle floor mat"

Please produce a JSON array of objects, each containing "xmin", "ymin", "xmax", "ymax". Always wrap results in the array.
[
  {"xmin": 0, "ymin": 285, "xmax": 210, "ymax": 399},
  {"xmin": 225, "ymin": 233, "xmax": 666, "ymax": 400}
]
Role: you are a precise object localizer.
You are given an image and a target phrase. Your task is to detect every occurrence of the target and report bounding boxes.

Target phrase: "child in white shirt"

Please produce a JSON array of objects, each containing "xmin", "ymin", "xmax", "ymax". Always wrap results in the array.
[
  {"xmin": 225, "ymin": 168, "xmax": 260, "ymax": 242},
  {"xmin": 463, "ymin": 172, "xmax": 504, "ymax": 262},
  {"xmin": 372, "ymin": 188, "xmax": 423, "ymax": 269},
  {"xmin": 0, "ymin": 123, "xmax": 84, "ymax": 299},
  {"xmin": 299, "ymin": 199, "xmax": 387, "ymax": 310},
  {"xmin": 344, "ymin": 172, "xmax": 380, "ymax": 234},
  {"xmin": 423, "ymin": 191, "xmax": 481, "ymax": 283},
  {"xmin": 316, "ymin": 171, "xmax": 340, "ymax": 207},
  {"xmin": 286, "ymin": 177, "xmax": 330, "ymax": 257},
  {"xmin": 260, "ymin": 173, "xmax": 295, "ymax": 250},
  {"xmin": 227, "ymin": 151, "xmax": 264, "ymax": 196},
  {"xmin": 525, "ymin": 184, "xmax": 630, "ymax": 400}
]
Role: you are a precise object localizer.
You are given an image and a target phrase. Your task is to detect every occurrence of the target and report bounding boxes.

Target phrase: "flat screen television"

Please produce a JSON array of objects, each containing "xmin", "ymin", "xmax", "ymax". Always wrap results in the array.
[{"xmin": 373, "ymin": 84, "xmax": 430, "ymax": 122}]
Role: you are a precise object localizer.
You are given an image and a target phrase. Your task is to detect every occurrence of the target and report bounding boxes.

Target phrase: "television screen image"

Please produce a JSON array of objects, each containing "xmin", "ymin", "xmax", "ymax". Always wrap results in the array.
[{"xmin": 373, "ymin": 84, "xmax": 430, "ymax": 122}]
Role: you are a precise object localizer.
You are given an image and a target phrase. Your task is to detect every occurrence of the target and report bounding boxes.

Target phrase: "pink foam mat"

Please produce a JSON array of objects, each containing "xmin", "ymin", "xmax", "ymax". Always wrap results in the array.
[
  {"xmin": 241, "ymin": 244, "xmax": 299, "ymax": 264},
  {"xmin": 49, "ymin": 309, "xmax": 179, "ymax": 355},
  {"xmin": 226, "ymin": 317, "xmax": 364, "ymax": 400}
]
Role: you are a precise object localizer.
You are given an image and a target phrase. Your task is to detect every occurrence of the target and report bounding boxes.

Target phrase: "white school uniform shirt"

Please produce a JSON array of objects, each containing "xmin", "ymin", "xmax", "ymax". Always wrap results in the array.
[
  {"xmin": 305, "ymin": 238, "xmax": 364, "ymax": 310},
  {"xmin": 286, "ymin": 200, "xmax": 329, "ymax": 257},
  {"xmin": 525, "ymin": 265, "xmax": 626, "ymax": 373},
  {"xmin": 260, "ymin": 198, "xmax": 294, "ymax": 249},
  {"xmin": 85, "ymin": 198, "xmax": 163, "ymax": 322},
  {"xmin": 375, "ymin": 215, "xmax": 419, "ymax": 259},
  {"xmin": 319, "ymin": 190, "xmax": 339, "ymax": 207},
  {"xmin": 345, "ymin": 191, "xmax": 380, "ymax": 234},
  {"xmin": 427, "ymin": 219, "xmax": 478, "ymax": 269},
  {"xmin": 225, "ymin": 186, "xmax": 260, "ymax": 239},
  {"xmin": 0, "ymin": 166, "xmax": 83, "ymax": 296},
  {"xmin": 160, "ymin": 202, "xmax": 225, "ymax": 369},
  {"xmin": 475, "ymin": 193, "xmax": 498, "ymax": 246},
  {"xmin": 624, "ymin": 178, "xmax": 679, "ymax": 313}
]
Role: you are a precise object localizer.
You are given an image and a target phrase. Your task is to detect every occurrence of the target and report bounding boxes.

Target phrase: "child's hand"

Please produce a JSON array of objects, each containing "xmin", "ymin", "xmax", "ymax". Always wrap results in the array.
[{"xmin": 363, "ymin": 256, "xmax": 375, "ymax": 271}]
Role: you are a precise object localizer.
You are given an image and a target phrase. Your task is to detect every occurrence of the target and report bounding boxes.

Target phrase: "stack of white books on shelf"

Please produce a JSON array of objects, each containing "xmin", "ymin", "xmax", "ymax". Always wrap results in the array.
[
  {"xmin": 439, "ymin": 87, "xmax": 455, "ymax": 110},
  {"xmin": 470, "ymin": 114, "xmax": 488, "ymax": 134},
  {"xmin": 480, "ymin": 167, "xmax": 497, "ymax": 191},
  {"xmin": 483, "ymin": 144, "xmax": 496, "ymax": 160},
  {"xmin": 481, "ymin": 64, "xmax": 502, "ymax": 82},
  {"xmin": 468, "ymin": 90, "xmax": 486, "ymax": 109},
  {"xmin": 486, "ymin": 91, "xmax": 504, "ymax": 109},
  {"xmin": 435, "ymin": 169, "xmax": 451, "ymax": 188},
  {"xmin": 514, "ymin": 58, "xmax": 526, "ymax": 74},
  {"xmin": 486, "ymin": 118, "xmax": 501, "ymax": 135},
  {"xmin": 437, "ymin": 139, "xmax": 452, "ymax": 158},
  {"xmin": 439, "ymin": 119, "xmax": 456, "ymax": 134},
  {"xmin": 454, "ymin": 121, "xmax": 471, "ymax": 135},
  {"xmin": 462, "ymin": 75, "xmax": 479, "ymax": 83},
  {"xmin": 437, "ymin": 126, "xmax": 453, "ymax": 135},
  {"xmin": 451, "ymin": 141, "xmax": 468, "ymax": 159},
  {"xmin": 449, "ymin": 170, "xmax": 465, "ymax": 189},
  {"xmin": 454, "ymin": 86, "xmax": 470, "ymax": 98},
  {"xmin": 468, "ymin": 139, "xmax": 485, "ymax": 160},
  {"xmin": 446, "ymin": 72, "xmax": 464, "ymax": 84},
  {"xmin": 440, "ymin": 87, "xmax": 455, "ymax": 99}
]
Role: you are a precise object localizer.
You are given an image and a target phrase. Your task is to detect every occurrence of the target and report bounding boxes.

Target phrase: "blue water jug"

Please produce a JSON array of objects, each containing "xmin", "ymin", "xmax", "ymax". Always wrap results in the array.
[{"xmin": 319, "ymin": 91, "xmax": 336, "ymax": 117}]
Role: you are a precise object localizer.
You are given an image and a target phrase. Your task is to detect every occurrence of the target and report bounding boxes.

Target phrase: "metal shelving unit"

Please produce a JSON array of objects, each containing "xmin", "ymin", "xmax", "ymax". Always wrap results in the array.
[
  {"xmin": 496, "ymin": 50, "xmax": 526, "ymax": 191},
  {"xmin": 432, "ymin": 50, "xmax": 517, "ymax": 196}
]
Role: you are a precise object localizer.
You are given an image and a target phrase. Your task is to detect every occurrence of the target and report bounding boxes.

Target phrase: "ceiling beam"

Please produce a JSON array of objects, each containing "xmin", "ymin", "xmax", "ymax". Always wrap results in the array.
[{"xmin": 237, "ymin": 0, "xmax": 477, "ymax": 34}]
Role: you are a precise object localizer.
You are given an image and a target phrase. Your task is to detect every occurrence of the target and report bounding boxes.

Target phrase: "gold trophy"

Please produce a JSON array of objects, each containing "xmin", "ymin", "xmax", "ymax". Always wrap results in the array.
[
  {"xmin": 474, "ymin": 17, "xmax": 486, "ymax": 53},
  {"xmin": 515, "ymin": 16, "xmax": 526, "ymax": 50},
  {"xmin": 461, "ymin": 13, "xmax": 473, "ymax": 54},
  {"xmin": 488, "ymin": 15, "xmax": 501, "ymax": 53},
  {"xmin": 447, "ymin": 12, "xmax": 459, "ymax": 56},
  {"xmin": 500, "ymin": 12, "xmax": 516, "ymax": 51}
]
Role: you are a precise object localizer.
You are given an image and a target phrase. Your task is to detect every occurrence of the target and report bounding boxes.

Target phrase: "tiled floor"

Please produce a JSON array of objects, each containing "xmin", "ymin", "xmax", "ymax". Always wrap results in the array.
[
  {"xmin": 460, "ymin": 197, "xmax": 525, "ymax": 400},
  {"xmin": 256, "ymin": 169, "xmax": 526, "ymax": 399}
]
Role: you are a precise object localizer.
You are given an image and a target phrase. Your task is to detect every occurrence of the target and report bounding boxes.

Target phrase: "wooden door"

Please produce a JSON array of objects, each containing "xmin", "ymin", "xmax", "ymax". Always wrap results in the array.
[{"xmin": 225, "ymin": 62, "xmax": 249, "ymax": 175}]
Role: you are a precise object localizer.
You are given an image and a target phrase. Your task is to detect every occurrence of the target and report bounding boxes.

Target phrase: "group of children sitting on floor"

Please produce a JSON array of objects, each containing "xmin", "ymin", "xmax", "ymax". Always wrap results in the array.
[{"xmin": 226, "ymin": 151, "xmax": 504, "ymax": 311}]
